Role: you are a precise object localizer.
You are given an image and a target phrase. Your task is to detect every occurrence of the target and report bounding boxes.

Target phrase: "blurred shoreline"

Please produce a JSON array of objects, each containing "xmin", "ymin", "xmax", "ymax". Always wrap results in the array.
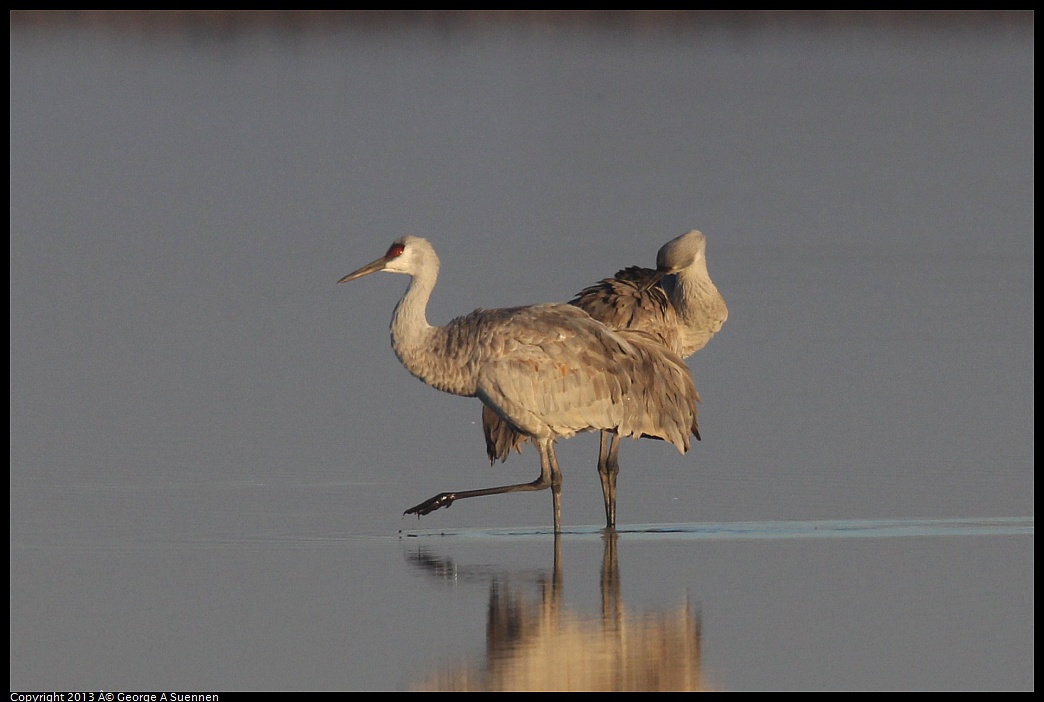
[{"xmin": 10, "ymin": 10, "xmax": 1034, "ymax": 33}]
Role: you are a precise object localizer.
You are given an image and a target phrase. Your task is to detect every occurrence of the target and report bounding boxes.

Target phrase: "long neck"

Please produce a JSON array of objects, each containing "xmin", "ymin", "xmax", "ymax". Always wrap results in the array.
[
  {"xmin": 671, "ymin": 257, "xmax": 714, "ymax": 313},
  {"xmin": 390, "ymin": 260, "xmax": 436, "ymax": 357},
  {"xmin": 390, "ymin": 264, "xmax": 479, "ymax": 397},
  {"xmin": 667, "ymin": 258, "xmax": 728, "ymax": 356}
]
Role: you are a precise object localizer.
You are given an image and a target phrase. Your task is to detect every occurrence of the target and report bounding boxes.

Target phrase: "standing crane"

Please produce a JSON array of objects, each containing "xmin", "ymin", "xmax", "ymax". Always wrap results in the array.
[
  {"xmin": 338, "ymin": 235, "xmax": 700, "ymax": 533},
  {"xmin": 482, "ymin": 229, "xmax": 727, "ymax": 528}
]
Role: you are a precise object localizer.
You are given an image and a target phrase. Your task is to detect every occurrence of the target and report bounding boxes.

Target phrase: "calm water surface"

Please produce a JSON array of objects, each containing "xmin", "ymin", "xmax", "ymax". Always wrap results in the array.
[{"xmin": 10, "ymin": 15, "xmax": 1033, "ymax": 691}]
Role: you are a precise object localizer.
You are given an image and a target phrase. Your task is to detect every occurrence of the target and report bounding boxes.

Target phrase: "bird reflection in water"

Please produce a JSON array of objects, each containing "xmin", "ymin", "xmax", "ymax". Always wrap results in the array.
[{"xmin": 408, "ymin": 533, "xmax": 710, "ymax": 691}]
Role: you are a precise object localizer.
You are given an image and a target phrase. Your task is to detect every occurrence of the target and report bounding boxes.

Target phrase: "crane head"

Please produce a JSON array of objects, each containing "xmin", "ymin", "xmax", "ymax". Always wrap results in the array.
[{"xmin": 338, "ymin": 237, "xmax": 427, "ymax": 283}]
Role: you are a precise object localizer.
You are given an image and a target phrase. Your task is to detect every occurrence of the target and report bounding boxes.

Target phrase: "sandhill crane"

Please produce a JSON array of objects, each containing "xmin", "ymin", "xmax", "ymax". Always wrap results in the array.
[
  {"xmin": 338, "ymin": 235, "xmax": 700, "ymax": 533},
  {"xmin": 482, "ymin": 230, "xmax": 727, "ymax": 529}
]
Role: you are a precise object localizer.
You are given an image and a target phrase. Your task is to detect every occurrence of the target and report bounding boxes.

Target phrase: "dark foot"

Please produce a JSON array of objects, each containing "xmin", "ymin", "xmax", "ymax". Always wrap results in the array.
[{"xmin": 404, "ymin": 492, "xmax": 457, "ymax": 517}]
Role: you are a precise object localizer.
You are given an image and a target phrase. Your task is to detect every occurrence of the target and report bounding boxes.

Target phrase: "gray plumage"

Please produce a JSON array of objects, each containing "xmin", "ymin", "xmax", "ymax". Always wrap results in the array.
[
  {"xmin": 573, "ymin": 229, "xmax": 728, "ymax": 358},
  {"xmin": 338, "ymin": 235, "xmax": 700, "ymax": 533},
  {"xmin": 482, "ymin": 229, "xmax": 727, "ymax": 528}
]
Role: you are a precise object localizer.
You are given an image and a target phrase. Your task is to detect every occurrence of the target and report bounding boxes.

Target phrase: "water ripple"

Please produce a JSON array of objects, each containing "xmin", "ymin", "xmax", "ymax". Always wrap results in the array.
[{"xmin": 401, "ymin": 516, "xmax": 1034, "ymax": 540}]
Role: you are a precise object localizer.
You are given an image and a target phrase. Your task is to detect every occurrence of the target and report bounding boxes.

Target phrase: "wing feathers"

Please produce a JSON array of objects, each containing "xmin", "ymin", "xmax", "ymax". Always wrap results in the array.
[{"xmin": 474, "ymin": 305, "xmax": 699, "ymax": 457}]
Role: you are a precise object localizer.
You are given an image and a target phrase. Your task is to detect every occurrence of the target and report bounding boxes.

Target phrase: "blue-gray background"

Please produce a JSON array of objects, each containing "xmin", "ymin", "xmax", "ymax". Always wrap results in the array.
[{"xmin": 10, "ymin": 11, "xmax": 1033, "ymax": 691}]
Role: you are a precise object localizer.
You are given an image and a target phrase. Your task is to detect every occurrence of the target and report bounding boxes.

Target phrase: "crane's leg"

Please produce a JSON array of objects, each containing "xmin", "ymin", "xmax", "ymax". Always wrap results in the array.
[
  {"xmin": 404, "ymin": 438, "xmax": 566, "ymax": 532},
  {"xmin": 541, "ymin": 440, "xmax": 564, "ymax": 533},
  {"xmin": 597, "ymin": 431, "xmax": 621, "ymax": 530}
]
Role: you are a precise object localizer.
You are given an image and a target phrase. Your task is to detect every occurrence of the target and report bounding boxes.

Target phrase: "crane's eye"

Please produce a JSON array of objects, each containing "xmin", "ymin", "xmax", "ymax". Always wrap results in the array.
[{"xmin": 386, "ymin": 242, "xmax": 406, "ymax": 259}]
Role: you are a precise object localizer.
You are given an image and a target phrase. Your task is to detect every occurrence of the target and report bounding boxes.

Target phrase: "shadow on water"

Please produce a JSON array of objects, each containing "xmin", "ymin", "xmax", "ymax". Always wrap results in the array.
[{"xmin": 405, "ymin": 532, "xmax": 710, "ymax": 691}]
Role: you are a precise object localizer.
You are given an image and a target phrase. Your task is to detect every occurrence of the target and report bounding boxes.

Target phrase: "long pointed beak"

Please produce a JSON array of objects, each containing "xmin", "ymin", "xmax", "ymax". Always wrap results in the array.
[
  {"xmin": 337, "ymin": 256, "xmax": 387, "ymax": 284},
  {"xmin": 639, "ymin": 268, "xmax": 667, "ymax": 292}
]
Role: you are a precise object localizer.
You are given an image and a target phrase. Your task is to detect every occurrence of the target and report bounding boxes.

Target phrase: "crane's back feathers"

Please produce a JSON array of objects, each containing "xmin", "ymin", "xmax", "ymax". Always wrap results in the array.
[
  {"xmin": 404, "ymin": 302, "xmax": 699, "ymax": 455},
  {"xmin": 570, "ymin": 266, "xmax": 683, "ymax": 355}
]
